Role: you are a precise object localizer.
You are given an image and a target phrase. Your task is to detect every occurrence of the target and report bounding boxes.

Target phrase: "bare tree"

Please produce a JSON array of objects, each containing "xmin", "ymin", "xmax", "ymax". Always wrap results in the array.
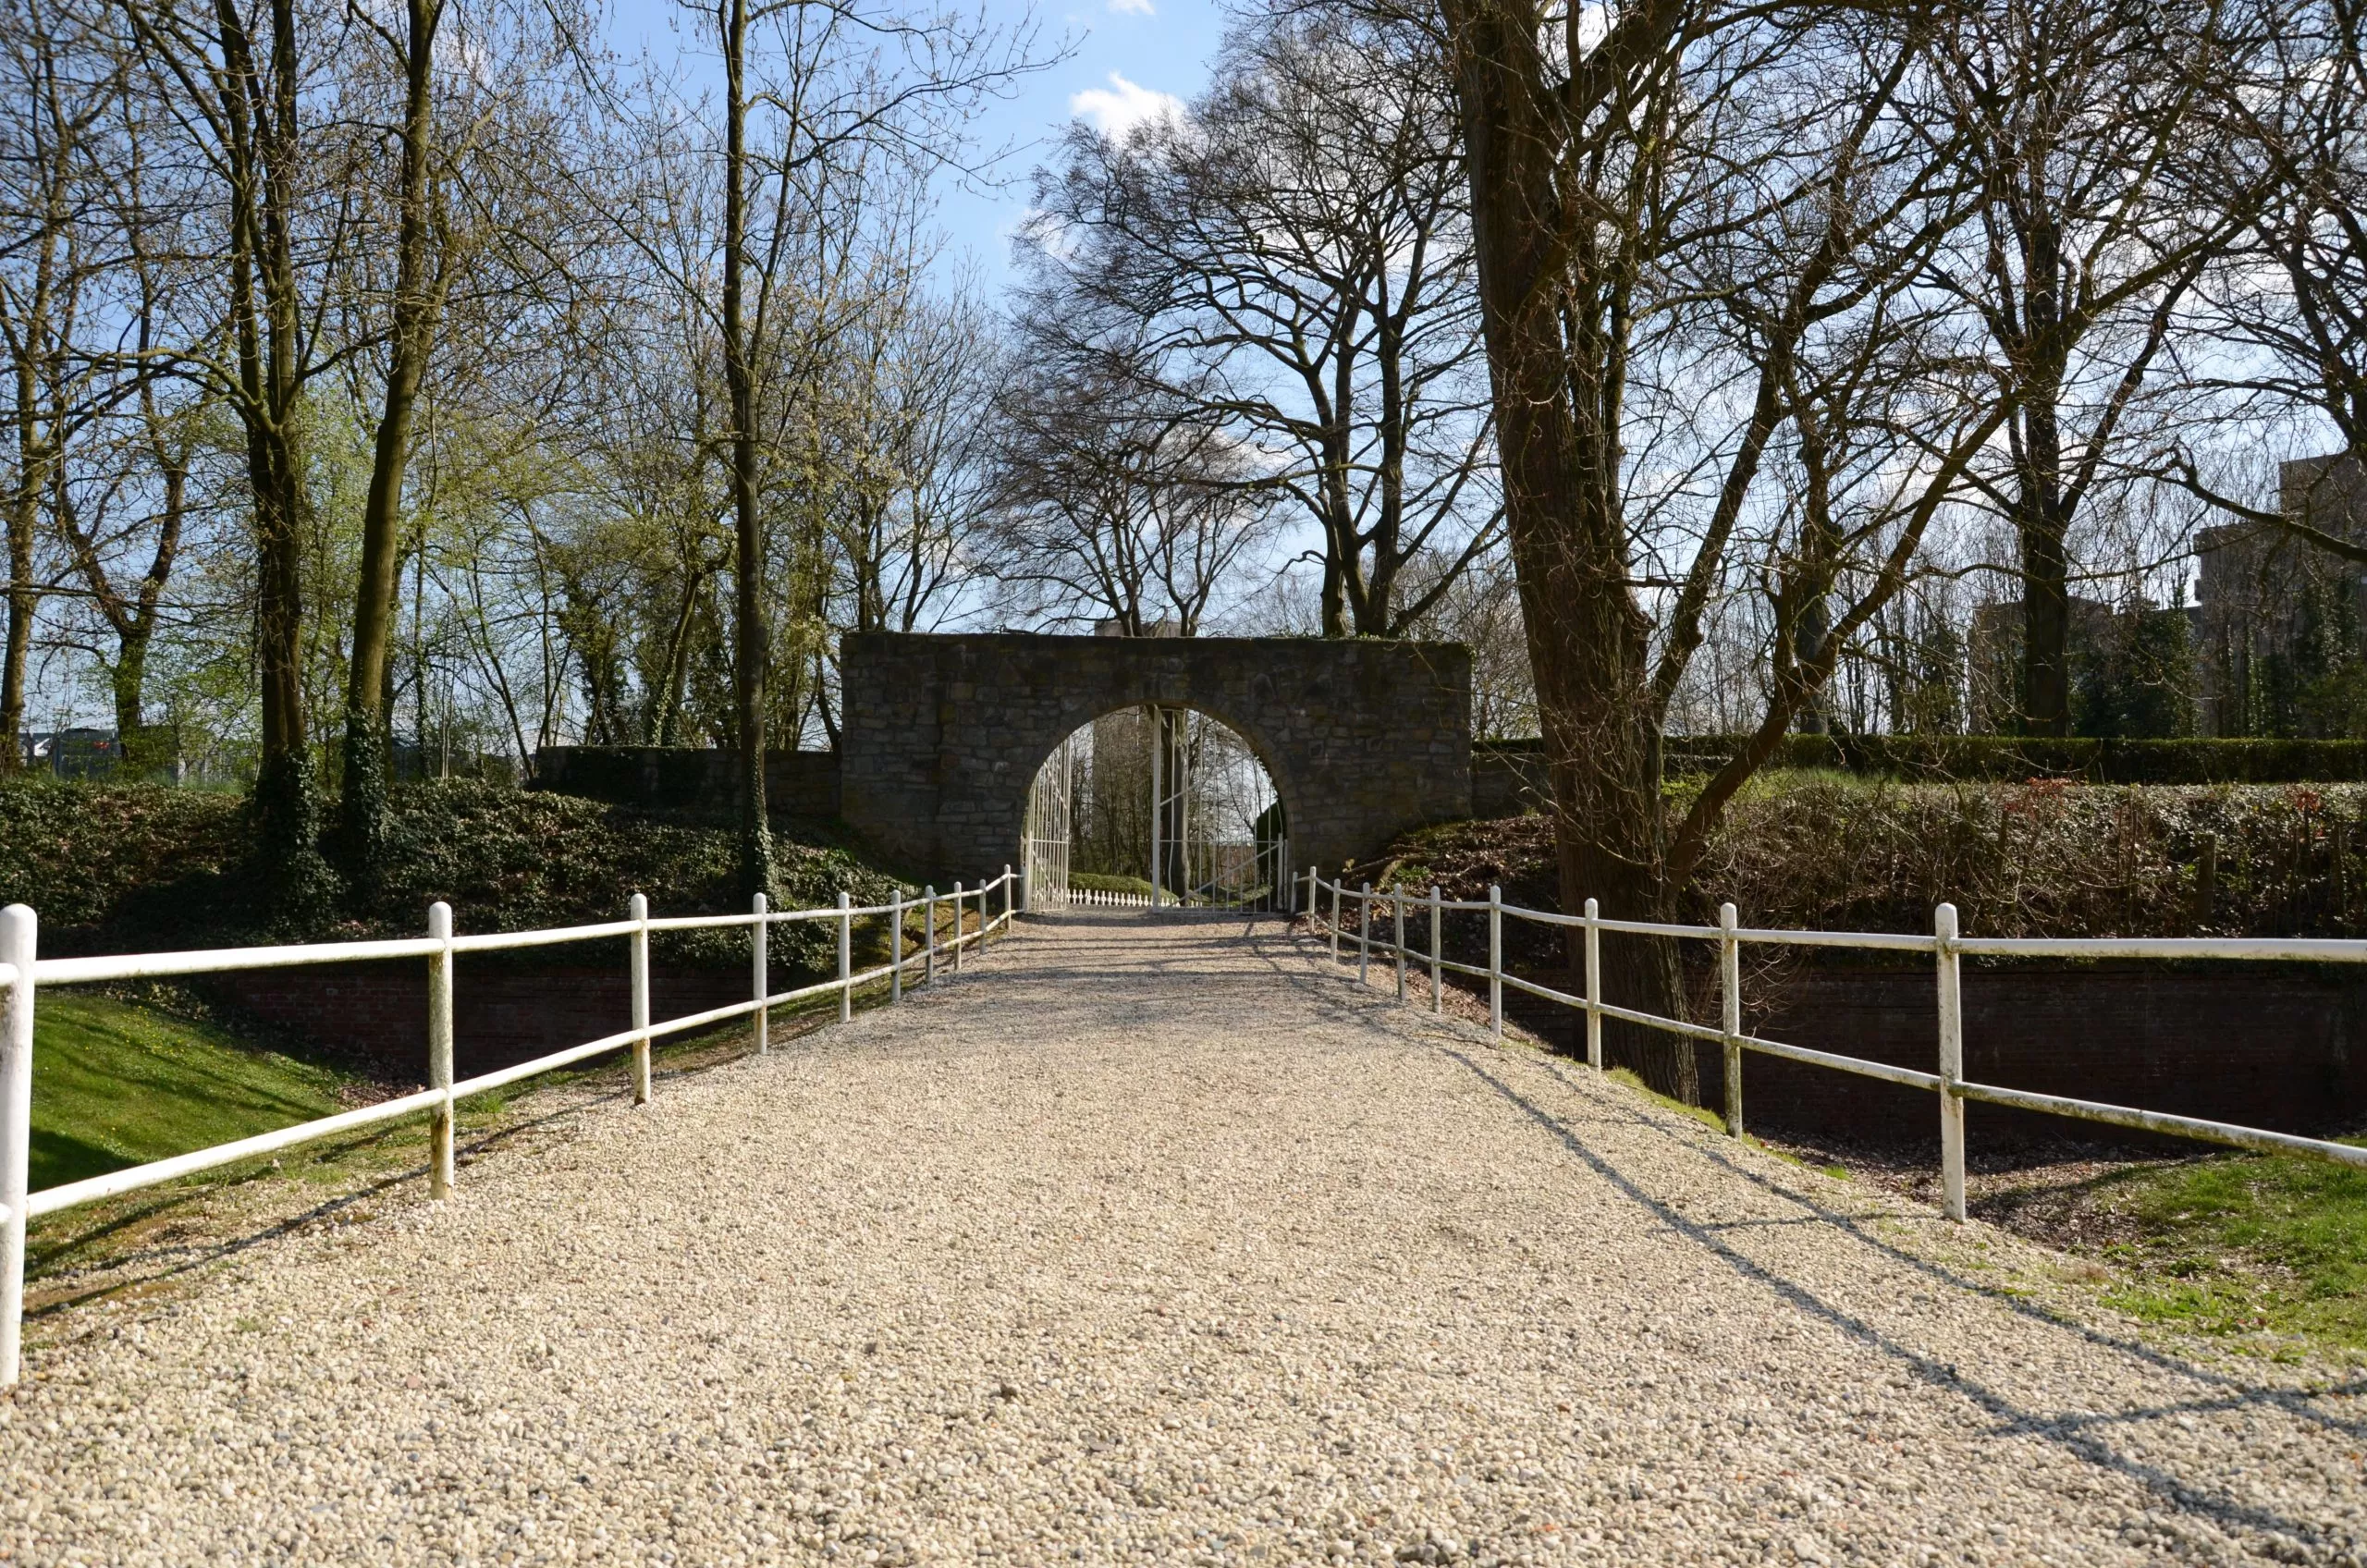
[
  {"xmin": 591, "ymin": 0, "xmax": 1047, "ymax": 895},
  {"xmin": 0, "ymin": 0, "xmax": 126, "ymax": 770},
  {"xmin": 1024, "ymin": 6, "xmax": 1493, "ymax": 637},
  {"xmin": 336, "ymin": 0, "xmax": 453, "ymax": 892},
  {"xmin": 114, "ymin": 0, "xmax": 378, "ymax": 911},
  {"xmin": 830, "ymin": 285, "xmax": 999, "ymax": 638},
  {"xmin": 986, "ymin": 325, "xmax": 1277, "ymax": 636},
  {"xmin": 1434, "ymin": 0, "xmax": 1999, "ymax": 1098},
  {"xmin": 1917, "ymin": 0, "xmax": 2266, "ymax": 735},
  {"xmin": 2165, "ymin": 0, "xmax": 2367, "ymax": 560}
]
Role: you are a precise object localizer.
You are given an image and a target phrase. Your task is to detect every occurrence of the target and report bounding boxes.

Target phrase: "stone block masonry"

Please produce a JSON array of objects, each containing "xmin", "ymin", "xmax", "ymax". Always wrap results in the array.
[{"xmin": 838, "ymin": 632, "xmax": 1474, "ymax": 884}]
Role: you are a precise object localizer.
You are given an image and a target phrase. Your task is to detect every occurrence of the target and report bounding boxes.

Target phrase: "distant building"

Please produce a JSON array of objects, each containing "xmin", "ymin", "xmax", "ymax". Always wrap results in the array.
[
  {"xmin": 2194, "ymin": 454, "xmax": 2367, "ymax": 737},
  {"xmin": 16, "ymin": 728, "xmax": 122, "ymax": 779}
]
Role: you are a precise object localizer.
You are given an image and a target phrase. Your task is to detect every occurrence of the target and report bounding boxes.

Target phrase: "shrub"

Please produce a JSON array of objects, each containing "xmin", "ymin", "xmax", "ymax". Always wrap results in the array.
[
  {"xmin": 1661, "ymin": 734, "xmax": 2367, "ymax": 785},
  {"xmin": 0, "ymin": 778, "xmax": 905, "ymax": 971},
  {"xmin": 1366, "ymin": 778, "xmax": 2367, "ymax": 940}
]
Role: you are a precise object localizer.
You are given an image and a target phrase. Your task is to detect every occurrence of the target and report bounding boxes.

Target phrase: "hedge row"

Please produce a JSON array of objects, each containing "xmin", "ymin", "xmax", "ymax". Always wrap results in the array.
[
  {"xmin": 0, "ymin": 778, "xmax": 901, "ymax": 969},
  {"xmin": 1478, "ymin": 735, "xmax": 2367, "ymax": 785},
  {"xmin": 1367, "ymin": 778, "xmax": 2367, "ymax": 943}
]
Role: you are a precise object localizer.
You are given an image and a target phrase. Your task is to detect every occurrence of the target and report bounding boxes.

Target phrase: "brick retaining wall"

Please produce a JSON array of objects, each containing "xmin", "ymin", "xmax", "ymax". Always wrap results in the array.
[
  {"xmin": 1499, "ymin": 961, "xmax": 2366, "ymax": 1145},
  {"xmin": 209, "ymin": 961, "xmax": 755, "ymax": 1084}
]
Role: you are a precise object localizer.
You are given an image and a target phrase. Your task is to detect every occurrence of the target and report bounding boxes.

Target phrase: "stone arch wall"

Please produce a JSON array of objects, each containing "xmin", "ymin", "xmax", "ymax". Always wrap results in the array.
[{"xmin": 839, "ymin": 632, "xmax": 1473, "ymax": 888}]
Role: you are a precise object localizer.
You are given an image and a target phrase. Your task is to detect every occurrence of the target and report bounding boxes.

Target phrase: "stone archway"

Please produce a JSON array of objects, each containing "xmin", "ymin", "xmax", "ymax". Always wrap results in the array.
[{"xmin": 839, "ymin": 632, "xmax": 1472, "ymax": 888}]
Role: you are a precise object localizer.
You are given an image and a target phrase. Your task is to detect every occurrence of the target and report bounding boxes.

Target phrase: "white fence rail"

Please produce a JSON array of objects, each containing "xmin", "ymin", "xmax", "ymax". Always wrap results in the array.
[
  {"xmin": 0, "ymin": 867, "xmax": 1022, "ymax": 1385},
  {"xmin": 1301, "ymin": 868, "xmax": 2367, "ymax": 1220}
]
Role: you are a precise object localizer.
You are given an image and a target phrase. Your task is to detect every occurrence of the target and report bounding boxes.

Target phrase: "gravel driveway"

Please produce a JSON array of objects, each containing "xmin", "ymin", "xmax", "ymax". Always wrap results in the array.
[{"xmin": 4, "ymin": 912, "xmax": 2362, "ymax": 1567}]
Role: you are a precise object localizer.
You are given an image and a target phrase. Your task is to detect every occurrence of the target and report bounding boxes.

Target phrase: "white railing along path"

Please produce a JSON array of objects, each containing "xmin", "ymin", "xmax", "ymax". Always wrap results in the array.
[
  {"xmin": 1300, "ymin": 867, "xmax": 2367, "ymax": 1222},
  {"xmin": 0, "ymin": 867, "xmax": 1023, "ymax": 1385}
]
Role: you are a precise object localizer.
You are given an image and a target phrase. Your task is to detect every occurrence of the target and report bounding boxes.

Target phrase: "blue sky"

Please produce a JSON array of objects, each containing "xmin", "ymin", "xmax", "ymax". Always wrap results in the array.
[{"xmin": 604, "ymin": 0, "xmax": 1233, "ymax": 294}]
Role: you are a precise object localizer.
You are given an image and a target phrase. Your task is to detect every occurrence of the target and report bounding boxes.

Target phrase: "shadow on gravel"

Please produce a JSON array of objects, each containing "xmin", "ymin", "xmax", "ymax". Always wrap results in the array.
[
  {"xmin": 1446, "ymin": 1046, "xmax": 2359, "ymax": 1552},
  {"xmin": 25, "ymin": 1088, "xmax": 626, "ymax": 1327},
  {"xmin": 1514, "ymin": 1049, "xmax": 2367, "ymax": 1444}
]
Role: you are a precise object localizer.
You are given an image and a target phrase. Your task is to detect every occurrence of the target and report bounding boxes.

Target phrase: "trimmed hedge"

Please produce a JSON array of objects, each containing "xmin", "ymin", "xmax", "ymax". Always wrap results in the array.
[{"xmin": 1478, "ymin": 735, "xmax": 2367, "ymax": 785}]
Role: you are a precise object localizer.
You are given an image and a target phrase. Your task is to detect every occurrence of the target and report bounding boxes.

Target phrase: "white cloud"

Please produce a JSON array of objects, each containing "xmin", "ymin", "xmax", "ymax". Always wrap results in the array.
[
  {"xmin": 1069, "ymin": 72, "xmax": 1184, "ymax": 137},
  {"xmin": 1108, "ymin": 0, "xmax": 1155, "ymax": 13}
]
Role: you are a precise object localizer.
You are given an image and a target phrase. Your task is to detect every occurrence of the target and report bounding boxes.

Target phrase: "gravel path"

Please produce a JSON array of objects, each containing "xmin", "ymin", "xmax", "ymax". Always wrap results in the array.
[{"xmin": 5, "ymin": 913, "xmax": 2363, "ymax": 1567}]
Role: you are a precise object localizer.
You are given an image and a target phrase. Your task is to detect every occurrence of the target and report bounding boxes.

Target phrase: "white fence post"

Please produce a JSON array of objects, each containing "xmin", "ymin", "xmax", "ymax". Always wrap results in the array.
[
  {"xmin": 752, "ymin": 892, "xmax": 769, "ymax": 1055},
  {"xmin": 1, "ymin": 903, "xmax": 37, "ymax": 1387},
  {"xmin": 1720, "ymin": 901, "xmax": 1743, "ymax": 1139},
  {"xmin": 1357, "ymin": 884, "xmax": 1371, "ymax": 984},
  {"xmin": 1004, "ymin": 865, "xmax": 1014, "ymax": 934},
  {"xmin": 838, "ymin": 891, "xmax": 852, "ymax": 1023},
  {"xmin": 890, "ymin": 893, "xmax": 904, "ymax": 1003},
  {"xmin": 1330, "ymin": 876, "xmax": 1342, "ymax": 962},
  {"xmin": 1392, "ymin": 890, "xmax": 1406, "ymax": 1003},
  {"xmin": 951, "ymin": 881, "xmax": 964, "ymax": 972},
  {"xmin": 1429, "ymin": 885, "xmax": 1442, "ymax": 1015},
  {"xmin": 428, "ymin": 901, "xmax": 455, "ymax": 1198},
  {"xmin": 1584, "ymin": 898, "xmax": 1602, "ymax": 1071},
  {"xmin": 924, "ymin": 886, "xmax": 937, "ymax": 983},
  {"xmin": 1936, "ymin": 902, "xmax": 1967, "ymax": 1222},
  {"xmin": 630, "ymin": 892, "xmax": 651, "ymax": 1106},
  {"xmin": 1488, "ymin": 884, "xmax": 1502, "ymax": 1039}
]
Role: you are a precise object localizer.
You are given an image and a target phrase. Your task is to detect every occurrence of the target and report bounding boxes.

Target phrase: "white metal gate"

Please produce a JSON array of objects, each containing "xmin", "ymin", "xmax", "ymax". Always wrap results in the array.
[
  {"xmin": 1024, "ymin": 731, "xmax": 1078, "ymax": 911},
  {"xmin": 1023, "ymin": 705, "xmax": 1292, "ymax": 915},
  {"xmin": 1148, "ymin": 706, "xmax": 1290, "ymax": 912}
]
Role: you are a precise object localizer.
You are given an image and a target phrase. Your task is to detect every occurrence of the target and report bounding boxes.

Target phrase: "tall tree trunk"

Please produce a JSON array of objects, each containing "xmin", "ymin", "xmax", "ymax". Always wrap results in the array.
[
  {"xmin": 721, "ymin": 0, "xmax": 773, "ymax": 899},
  {"xmin": 222, "ymin": 0, "xmax": 335, "ymax": 922},
  {"xmin": 2, "ymin": 281, "xmax": 53, "ymax": 778},
  {"xmin": 1446, "ymin": 0, "xmax": 1695, "ymax": 1101},
  {"xmin": 340, "ymin": 0, "xmax": 446, "ymax": 900},
  {"xmin": 1, "ymin": 454, "xmax": 35, "ymax": 774},
  {"xmin": 2017, "ymin": 389, "xmax": 2072, "ymax": 736},
  {"xmin": 110, "ymin": 641, "xmax": 148, "ymax": 739}
]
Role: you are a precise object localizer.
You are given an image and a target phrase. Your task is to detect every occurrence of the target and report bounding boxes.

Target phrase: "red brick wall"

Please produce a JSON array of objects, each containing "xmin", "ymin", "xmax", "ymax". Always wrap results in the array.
[{"xmin": 1501, "ymin": 962, "xmax": 2367, "ymax": 1145}]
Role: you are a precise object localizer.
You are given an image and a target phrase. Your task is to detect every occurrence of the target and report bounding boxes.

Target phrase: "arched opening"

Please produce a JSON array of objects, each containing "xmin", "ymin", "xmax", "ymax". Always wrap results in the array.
[{"xmin": 1024, "ymin": 705, "xmax": 1291, "ymax": 912}]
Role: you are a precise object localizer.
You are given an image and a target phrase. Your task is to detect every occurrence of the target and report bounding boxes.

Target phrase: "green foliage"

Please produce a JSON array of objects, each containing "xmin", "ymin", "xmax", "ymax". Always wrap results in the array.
[
  {"xmin": 1695, "ymin": 777, "xmax": 2367, "ymax": 938},
  {"xmin": 1605, "ymin": 1067, "xmax": 1725, "ymax": 1133},
  {"xmin": 2074, "ymin": 607, "xmax": 2196, "ymax": 739},
  {"xmin": 0, "ymin": 780, "xmax": 248, "ymax": 939},
  {"xmin": 2250, "ymin": 570, "xmax": 2367, "ymax": 740},
  {"xmin": 2093, "ymin": 1147, "xmax": 2367, "ymax": 1357},
  {"xmin": 0, "ymin": 778, "xmax": 905, "ymax": 972},
  {"xmin": 1386, "ymin": 777, "xmax": 2367, "ymax": 939},
  {"xmin": 27, "ymin": 992, "xmax": 352, "ymax": 1192},
  {"xmin": 1658, "ymin": 733, "xmax": 2367, "ymax": 784},
  {"xmin": 1070, "ymin": 870, "xmax": 1154, "ymax": 895}
]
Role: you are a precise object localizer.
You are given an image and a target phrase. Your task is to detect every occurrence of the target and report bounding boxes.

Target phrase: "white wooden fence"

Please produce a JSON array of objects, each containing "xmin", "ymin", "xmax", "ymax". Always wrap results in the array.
[
  {"xmin": 1304, "ymin": 868, "xmax": 2367, "ymax": 1218},
  {"xmin": 0, "ymin": 867, "xmax": 1020, "ymax": 1385}
]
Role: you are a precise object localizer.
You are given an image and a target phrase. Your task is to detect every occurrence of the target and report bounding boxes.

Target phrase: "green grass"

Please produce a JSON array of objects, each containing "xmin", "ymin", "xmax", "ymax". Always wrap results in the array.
[
  {"xmin": 29, "ymin": 992, "xmax": 354, "ymax": 1193},
  {"xmin": 2094, "ymin": 1145, "xmax": 2367, "ymax": 1358},
  {"xmin": 1600, "ymin": 1067, "xmax": 1843, "ymax": 1176}
]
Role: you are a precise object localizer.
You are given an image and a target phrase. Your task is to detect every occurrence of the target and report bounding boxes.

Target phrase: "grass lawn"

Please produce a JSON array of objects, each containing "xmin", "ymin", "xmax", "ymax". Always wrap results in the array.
[
  {"xmin": 2095, "ymin": 1145, "xmax": 2367, "ymax": 1359},
  {"xmin": 28, "ymin": 991, "xmax": 356, "ymax": 1193}
]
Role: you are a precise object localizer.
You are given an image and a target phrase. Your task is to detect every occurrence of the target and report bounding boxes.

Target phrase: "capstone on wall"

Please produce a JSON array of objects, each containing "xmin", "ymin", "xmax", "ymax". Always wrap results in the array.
[{"xmin": 839, "ymin": 632, "xmax": 1473, "ymax": 886}]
